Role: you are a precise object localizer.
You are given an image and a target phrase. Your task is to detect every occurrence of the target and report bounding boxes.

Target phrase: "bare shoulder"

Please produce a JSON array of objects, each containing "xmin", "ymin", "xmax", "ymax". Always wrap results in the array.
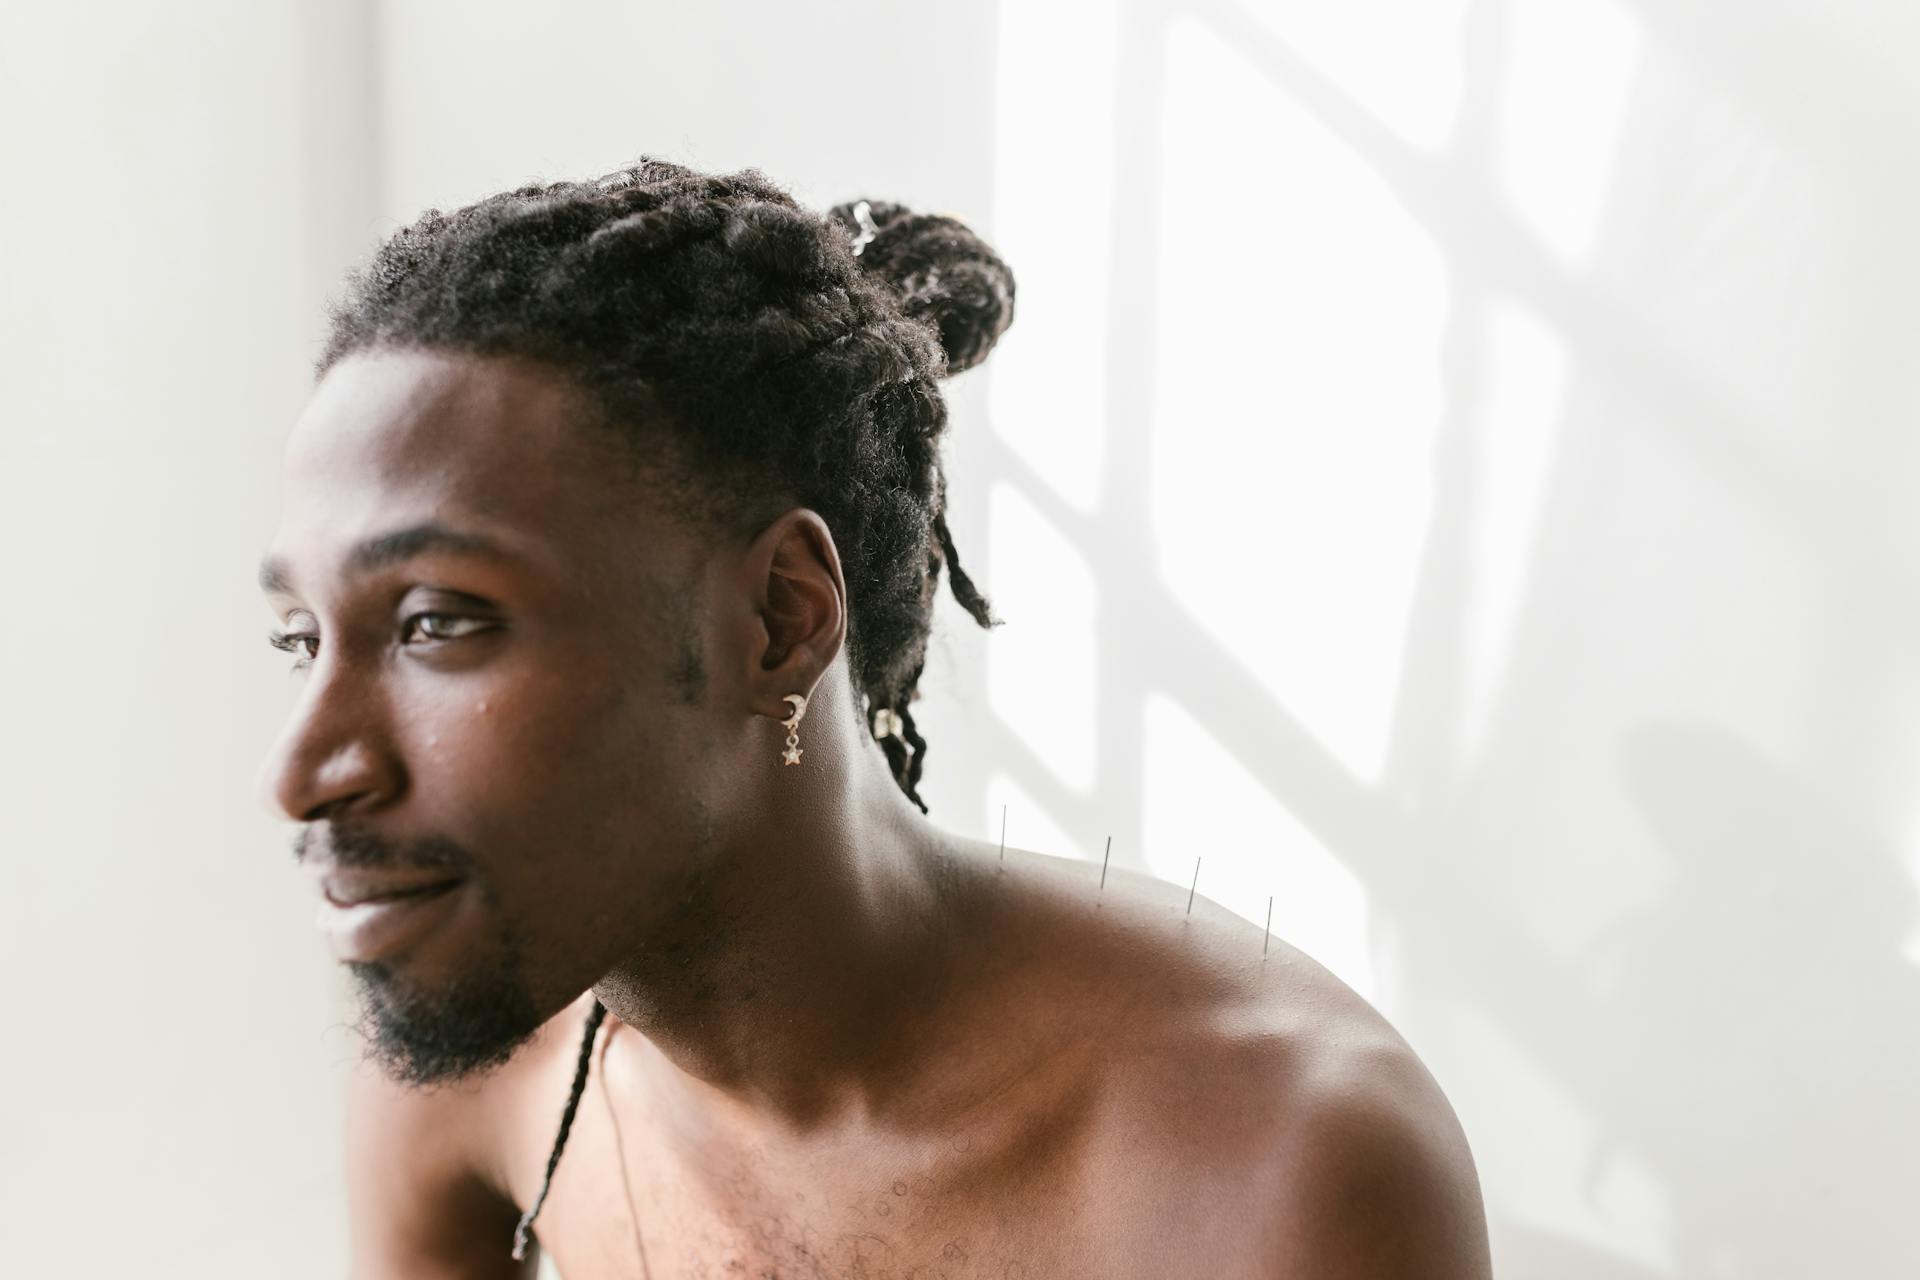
[
  {"xmin": 1259, "ymin": 1034, "xmax": 1493, "ymax": 1279},
  {"xmin": 340, "ymin": 990, "xmax": 600, "ymax": 1278},
  {"xmin": 1111, "ymin": 871, "xmax": 1490, "ymax": 1279},
  {"xmin": 971, "ymin": 841, "xmax": 1490, "ymax": 1277}
]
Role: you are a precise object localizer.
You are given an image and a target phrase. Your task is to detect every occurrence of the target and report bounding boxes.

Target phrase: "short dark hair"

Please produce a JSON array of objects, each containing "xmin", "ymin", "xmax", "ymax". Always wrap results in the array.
[{"xmin": 320, "ymin": 155, "xmax": 1016, "ymax": 811}]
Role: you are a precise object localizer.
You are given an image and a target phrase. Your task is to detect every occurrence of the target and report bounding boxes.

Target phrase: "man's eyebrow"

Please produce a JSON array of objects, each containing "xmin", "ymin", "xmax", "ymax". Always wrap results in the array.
[{"xmin": 257, "ymin": 522, "xmax": 517, "ymax": 596}]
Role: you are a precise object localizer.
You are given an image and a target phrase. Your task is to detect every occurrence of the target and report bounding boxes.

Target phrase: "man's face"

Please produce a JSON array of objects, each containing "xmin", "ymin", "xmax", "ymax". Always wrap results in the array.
[{"xmin": 256, "ymin": 348, "xmax": 730, "ymax": 1086}]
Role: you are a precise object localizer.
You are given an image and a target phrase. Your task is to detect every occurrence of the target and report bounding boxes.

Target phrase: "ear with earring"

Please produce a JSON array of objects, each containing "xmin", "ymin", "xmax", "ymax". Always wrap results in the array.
[{"xmin": 779, "ymin": 693, "xmax": 808, "ymax": 765}]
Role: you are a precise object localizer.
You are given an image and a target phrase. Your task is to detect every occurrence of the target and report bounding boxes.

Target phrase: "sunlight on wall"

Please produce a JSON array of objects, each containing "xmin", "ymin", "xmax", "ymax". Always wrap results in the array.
[
  {"xmin": 986, "ymin": 481, "xmax": 1099, "ymax": 793},
  {"xmin": 1437, "ymin": 1001, "xmax": 1677, "ymax": 1276},
  {"xmin": 985, "ymin": 0, "xmax": 1118, "ymax": 514},
  {"xmin": 1151, "ymin": 16, "xmax": 1447, "ymax": 787},
  {"xmin": 1141, "ymin": 694, "xmax": 1376, "ymax": 1002},
  {"xmin": 1459, "ymin": 300, "xmax": 1569, "ymax": 765},
  {"xmin": 1232, "ymin": 0, "xmax": 1472, "ymax": 152},
  {"xmin": 1500, "ymin": 0, "xmax": 1646, "ymax": 265}
]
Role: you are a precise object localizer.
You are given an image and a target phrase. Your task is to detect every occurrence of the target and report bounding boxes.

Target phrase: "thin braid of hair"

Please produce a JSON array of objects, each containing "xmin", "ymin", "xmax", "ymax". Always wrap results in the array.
[
  {"xmin": 933, "ymin": 508, "xmax": 994, "ymax": 629},
  {"xmin": 878, "ymin": 719, "xmax": 916, "ymax": 806},
  {"xmin": 901, "ymin": 700, "xmax": 931, "ymax": 805},
  {"xmin": 511, "ymin": 997, "xmax": 608, "ymax": 1260},
  {"xmin": 866, "ymin": 458, "xmax": 999, "ymax": 808}
]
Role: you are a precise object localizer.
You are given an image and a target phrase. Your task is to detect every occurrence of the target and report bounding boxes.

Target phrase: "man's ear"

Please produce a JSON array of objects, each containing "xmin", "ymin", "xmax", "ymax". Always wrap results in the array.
[{"xmin": 743, "ymin": 508, "xmax": 847, "ymax": 711}]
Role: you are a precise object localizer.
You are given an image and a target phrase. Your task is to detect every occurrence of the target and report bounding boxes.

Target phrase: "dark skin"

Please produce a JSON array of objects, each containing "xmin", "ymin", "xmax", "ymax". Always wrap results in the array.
[{"xmin": 257, "ymin": 348, "xmax": 1492, "ymax": 1278}]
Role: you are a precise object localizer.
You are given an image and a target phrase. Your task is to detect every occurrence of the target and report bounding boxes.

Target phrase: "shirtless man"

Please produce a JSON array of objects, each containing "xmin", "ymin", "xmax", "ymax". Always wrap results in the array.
[{"xmin": 255, "ymin": 157, "xmax": 1491, "ymax": 1278}]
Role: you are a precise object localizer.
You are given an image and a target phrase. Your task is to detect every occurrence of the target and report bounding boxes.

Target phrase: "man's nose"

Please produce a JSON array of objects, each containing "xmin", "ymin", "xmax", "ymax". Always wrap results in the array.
[{"xmin": 254, "ymin": 673, "xmax": 403, "ymax": 824}]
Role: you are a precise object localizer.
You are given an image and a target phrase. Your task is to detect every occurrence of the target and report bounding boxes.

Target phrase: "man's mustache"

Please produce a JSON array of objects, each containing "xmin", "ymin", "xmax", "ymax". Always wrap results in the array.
[{"xmin": 292, "ymin": 822, "xmax": 476, "ymax": 877}]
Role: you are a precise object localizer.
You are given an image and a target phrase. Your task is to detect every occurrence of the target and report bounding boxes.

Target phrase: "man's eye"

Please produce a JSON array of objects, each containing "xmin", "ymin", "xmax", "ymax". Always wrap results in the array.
[
  {"xmin": 263, "ymin": 615, "xmax": 488, "ymax": 669},
  {"xmin": 266, "ymin": 629, "xmax": 319, "ymax": 670},
  {"xmin": 403, "ymin": 612, "xmax": 491, "ymax": 645}
]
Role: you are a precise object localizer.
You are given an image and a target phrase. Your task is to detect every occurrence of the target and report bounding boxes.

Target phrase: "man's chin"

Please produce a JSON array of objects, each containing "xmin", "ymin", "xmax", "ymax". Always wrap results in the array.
[{"xmin": 346, "ymin": 957, "xmax": 546, "ymax": 1089}]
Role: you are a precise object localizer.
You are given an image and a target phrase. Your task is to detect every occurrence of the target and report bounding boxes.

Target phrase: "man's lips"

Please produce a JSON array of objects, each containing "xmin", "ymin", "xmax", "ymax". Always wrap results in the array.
[
  {"xmin": 308, "ymin": 863, "xmax": 466, "ymax": 908},
  {"xmin": 304, "ymin": 863, "xmax": 471, "ymax": 963}
]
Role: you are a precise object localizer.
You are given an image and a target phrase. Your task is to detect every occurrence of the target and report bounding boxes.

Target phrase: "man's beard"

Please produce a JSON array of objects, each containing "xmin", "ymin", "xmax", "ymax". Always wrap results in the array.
[
  {"xmin": 300, "ymin": 821, "xmax": 551, "ymax": 1087},
  {"xmin": 345, "ymin": 917, "xmax": 547, "ymax": 1089}
]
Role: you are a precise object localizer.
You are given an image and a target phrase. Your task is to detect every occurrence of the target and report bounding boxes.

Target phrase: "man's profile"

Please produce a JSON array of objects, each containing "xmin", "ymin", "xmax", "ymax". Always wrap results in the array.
[{"xmin": 255, "ymin": 155, "xmax": 1492, "ymax": 1278}]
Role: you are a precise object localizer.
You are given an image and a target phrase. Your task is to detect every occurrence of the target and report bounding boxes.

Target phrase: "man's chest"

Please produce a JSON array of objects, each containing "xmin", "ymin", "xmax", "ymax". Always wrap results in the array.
[
  {"xmin": 521, "ymin": 1097, "xmax": 1111, "ymax": 1278},
  {"xmin": 492, "ymin": 1008, "xmax": 1300, "ymax": 1277}
]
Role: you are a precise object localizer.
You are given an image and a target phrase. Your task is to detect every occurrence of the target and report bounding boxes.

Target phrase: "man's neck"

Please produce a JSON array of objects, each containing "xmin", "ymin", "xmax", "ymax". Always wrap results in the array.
[{"xmin": 590, "ymin": 719, "xmax": 977, "ymax": 1128}]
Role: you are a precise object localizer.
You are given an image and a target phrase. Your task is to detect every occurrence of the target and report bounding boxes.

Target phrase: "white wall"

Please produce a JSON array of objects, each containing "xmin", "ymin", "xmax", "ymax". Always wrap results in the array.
[
  {"xmin": 0, "ymin": 2, "xmax": 373, "ymax": 1274},
  {"xmin": 4, "ymin": 1, "xmax": 1916, "ymax": 1276}
]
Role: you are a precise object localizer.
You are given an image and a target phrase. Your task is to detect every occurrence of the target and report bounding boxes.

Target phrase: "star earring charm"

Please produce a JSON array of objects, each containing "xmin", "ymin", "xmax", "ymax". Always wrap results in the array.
[{"xmin": 780, "ymin": 693, "xmax": 808, "ymax": 765}]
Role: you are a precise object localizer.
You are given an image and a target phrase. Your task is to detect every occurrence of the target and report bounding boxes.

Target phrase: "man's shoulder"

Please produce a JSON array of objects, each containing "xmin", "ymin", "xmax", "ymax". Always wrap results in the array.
[
  {"xmin": 981, "ymin": 840, "xmax": 1399, "ymax": 1070},
  {"xmin": 1131, "ymin": 937, "xmax": 1486, "ymax": 1273},
  {"xmin": 1081, "ymin": 918, "xmax": 1428, "ymax": 1183},
  {"xmin": 345, "ymin": 989, "xmax": 603, "ymax": 1203},
  {"xmin": 1085, "ymin": 944, "xmax": 1489, "ymax": 1276},
  {"xmin": 337, "ymin": 991, "xmax": 605, "ymax": 1274},
  {"xmin": 1257, "ymin": 1034, "xmax": 1493, "ymax": 1277},
  {"xmin": 976, "ymin": 843, "xmax": 1489, "ymax": 1275}
]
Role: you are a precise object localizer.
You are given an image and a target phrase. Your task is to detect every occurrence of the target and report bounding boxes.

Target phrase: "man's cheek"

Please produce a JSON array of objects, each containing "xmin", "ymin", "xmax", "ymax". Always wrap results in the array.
[{"xmin": 450, "ymin": 684, "xmax": 603, "ymax": 779}]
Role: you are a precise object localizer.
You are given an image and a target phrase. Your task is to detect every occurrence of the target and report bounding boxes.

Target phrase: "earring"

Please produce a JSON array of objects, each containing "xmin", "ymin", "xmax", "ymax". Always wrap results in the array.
[{"xmin": 780, "ymin": 693, "xmax": 808, "ymax": 765}]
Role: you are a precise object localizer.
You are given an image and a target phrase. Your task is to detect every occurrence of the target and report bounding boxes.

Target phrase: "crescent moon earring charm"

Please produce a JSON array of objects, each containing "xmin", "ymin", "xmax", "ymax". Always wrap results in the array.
[{"xmin": 780, "ymin": 693, "xmax": 808, "ymax": 766}]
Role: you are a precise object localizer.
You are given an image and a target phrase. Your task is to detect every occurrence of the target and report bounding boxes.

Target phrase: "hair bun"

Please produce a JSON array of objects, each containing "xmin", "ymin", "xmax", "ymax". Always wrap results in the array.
[{"xmin": 827, "ymin": 198, "xmax": 1016, "ymax": 376}]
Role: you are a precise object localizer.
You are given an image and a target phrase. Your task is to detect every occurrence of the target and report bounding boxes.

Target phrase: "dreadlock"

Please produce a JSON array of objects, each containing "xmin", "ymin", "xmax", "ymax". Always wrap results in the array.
[
  {"xmin": 509, "ymin": 997, "xmax": 606, "ymax": 1261},
  {"xmin": 320, "ymin": 157, "xmax": 1014, "ymax": 813},
  {"xmin": 318, "ymin": 155, "xmax": 1015, "ymax": 1259}
]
